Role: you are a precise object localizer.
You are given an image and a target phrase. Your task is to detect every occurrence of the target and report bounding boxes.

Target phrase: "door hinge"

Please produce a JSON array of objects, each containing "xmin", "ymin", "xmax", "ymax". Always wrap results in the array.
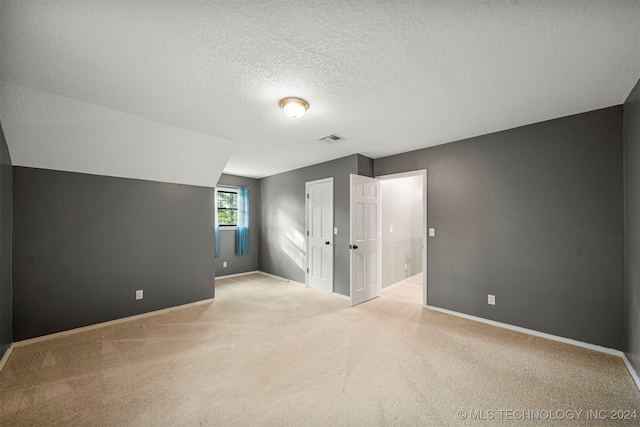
[
  {"xmin": 306, "ymin": 230, "xmax": 309, "ymax": 236},
  {"xmin": 306, "ymin": 193, "xmax": 309, "ymax": 199},
  {"xmin": 307, "ymin": 268, "xmax": 309, "ymax": 273}
]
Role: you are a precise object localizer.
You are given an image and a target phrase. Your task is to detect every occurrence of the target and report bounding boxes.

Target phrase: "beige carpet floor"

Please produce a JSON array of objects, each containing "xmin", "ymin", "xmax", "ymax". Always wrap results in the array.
[{"xmin": 1, "ymin": 273, "xmax": 639, "ymax": 426}]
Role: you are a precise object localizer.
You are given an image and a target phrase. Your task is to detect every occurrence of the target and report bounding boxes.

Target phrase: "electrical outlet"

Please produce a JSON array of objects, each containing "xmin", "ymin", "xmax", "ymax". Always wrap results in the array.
[
  {"xmin": 223, "ymin": 261, "xmax": 227, "ymax": 268},
  {"xmin": 136, "ymin": 290, "xmax": 143, "ymax": 300},
  {"xmin": 404, "ymin": 263, "xmax": 408, "ymax": 270},
  {"xmin": 389, "ymin": 226, "xmax": 394, "ymax": 232},
  {"xmin": 488, "ymin": 294, "xmax": 495, "ymax": 305}
]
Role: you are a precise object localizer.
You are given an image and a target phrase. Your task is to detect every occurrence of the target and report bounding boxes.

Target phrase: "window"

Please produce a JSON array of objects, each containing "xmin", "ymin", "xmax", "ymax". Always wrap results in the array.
[
  {"xmin": 215, "ymin": 185, "xmax": 250, "ymax": 258},
  {"xmin": 216, "ymin": 188, "xmax": 238, "ymax": 227}
]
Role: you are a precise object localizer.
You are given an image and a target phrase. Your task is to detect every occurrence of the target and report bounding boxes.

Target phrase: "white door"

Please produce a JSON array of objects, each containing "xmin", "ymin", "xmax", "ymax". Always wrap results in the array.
[
  {"xmin": 306, "ymin": 178, "xmax": 334, "ymax": 293},
  {"xmin": 350, "ymin": 174, "xmax": 381, "ymax": 306}
]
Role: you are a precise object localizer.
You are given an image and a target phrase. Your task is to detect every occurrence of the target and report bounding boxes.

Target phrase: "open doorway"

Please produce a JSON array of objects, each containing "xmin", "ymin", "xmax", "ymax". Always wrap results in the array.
[{"xmin": 377, "ymin": 170, "xmax": 427, "ymax": 307}]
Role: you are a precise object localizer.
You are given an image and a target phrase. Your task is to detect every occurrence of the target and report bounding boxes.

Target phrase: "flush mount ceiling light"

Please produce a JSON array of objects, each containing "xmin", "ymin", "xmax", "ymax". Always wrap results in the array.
[{"xmin": 279, "ymin": 97, "xmax": 309, "ymax": 119}]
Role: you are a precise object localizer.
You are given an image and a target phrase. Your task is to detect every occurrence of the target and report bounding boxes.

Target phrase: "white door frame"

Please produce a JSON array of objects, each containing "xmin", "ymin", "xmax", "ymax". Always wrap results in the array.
[
  {"xmin": 305, "ymin": 177, "xmax": 334, "ymax": 292},
  {"xmin": 376, "ymin": 170, "xmax": 428, "ymax": 307}
]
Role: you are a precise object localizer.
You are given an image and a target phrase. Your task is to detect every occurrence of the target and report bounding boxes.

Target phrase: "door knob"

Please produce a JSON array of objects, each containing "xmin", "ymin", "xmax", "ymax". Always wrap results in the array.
[
  {"xmin": 325, "ymin": 241, "xmax": 330, "ymax": 245},
  {"xmin": 349, "ymin": 245, "xmax": 358, "ymax": 250}
]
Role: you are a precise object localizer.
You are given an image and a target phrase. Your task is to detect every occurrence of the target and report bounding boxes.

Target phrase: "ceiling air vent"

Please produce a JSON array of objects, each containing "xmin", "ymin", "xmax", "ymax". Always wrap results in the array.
[{"xmin": 319, "ymin": 134, "xmax": 346, "ymax": 144}]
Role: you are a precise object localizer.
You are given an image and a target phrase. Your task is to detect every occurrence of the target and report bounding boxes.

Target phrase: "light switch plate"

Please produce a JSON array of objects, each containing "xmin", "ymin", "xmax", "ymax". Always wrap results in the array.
[
  {"xmin": 136, "ymin": 290, "xmax": 143, "ymax": 300},
  {"xmin": 429, "ymin": 228, "xmax": 435, "ymax": 237},
  {"xmin": 488, "ymin": 294, "xmax": 495, "ymax": 305}
]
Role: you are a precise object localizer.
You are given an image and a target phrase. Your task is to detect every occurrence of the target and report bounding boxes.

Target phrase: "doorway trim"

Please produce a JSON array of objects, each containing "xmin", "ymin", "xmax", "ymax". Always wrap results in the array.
[{"xmin": 376, "ymin": 169, "xmax": 428, "ymax": 307}]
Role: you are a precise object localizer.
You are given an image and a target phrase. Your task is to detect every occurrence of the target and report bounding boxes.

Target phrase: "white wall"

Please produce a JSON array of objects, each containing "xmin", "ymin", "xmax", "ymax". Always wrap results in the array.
[{"xmin": 381, "ymin": 175, "xmax": 423, "ymax": 287}]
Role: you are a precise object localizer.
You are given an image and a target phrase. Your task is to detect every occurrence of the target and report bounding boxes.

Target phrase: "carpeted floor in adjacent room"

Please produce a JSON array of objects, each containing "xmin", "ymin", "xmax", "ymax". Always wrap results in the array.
[{"xmin": 1, "ymin": 273, "xmax": 639, "ymax": 426}]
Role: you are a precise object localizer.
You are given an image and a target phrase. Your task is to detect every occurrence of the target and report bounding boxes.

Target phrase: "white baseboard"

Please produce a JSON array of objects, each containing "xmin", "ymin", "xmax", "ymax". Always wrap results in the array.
[
  {"xmin": 427, "ymin": 305, "xmax": 640, "ymax": 392},
  {"xmin": 5, "ymin": 275, "xmax": 638, "ymax": 393},
  {"xmin": 257, "ymin": 271, "xmax": 307, "ymax": 287},
  {"xmin": 257, "ymin": 271, "xmax": 350, "ymax": 300},
  {"xmin": 331, "ymin": 292, "xmax": 350, "ymax": 301},
  {"xmin": 382, "ymin": 273, "xmax": 422, "ymax": 292},
  {"xmin": 427, "ymin": 305, "xmax": 622, "ymax": 357},
  {"xmin": 621, "ymin": 353, "xmax": 640, "ymax": 391},
  {"xmin": 0, "ymin": 344, "xmax": 14, "ymax": 373},
  {"xmin": 10, "ymin": 270, "xmax": 333, "ymax": 349},
  {"xmin": 216, "ymin": 270, "xmax": 260, "ymax": 279},
  {"xmin": 14, "ymin": 297, "xmax": 215, "ymax": 347}
]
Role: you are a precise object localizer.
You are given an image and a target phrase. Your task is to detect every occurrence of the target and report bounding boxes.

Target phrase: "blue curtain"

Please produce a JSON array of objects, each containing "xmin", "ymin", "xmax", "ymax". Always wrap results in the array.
[{"xmin": 235, "ymin": 186, "xmax": 250, "ymax": 255}]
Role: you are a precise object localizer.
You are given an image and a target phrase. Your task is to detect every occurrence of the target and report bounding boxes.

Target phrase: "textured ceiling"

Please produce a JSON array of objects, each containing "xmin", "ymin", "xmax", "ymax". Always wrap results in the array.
[{"xmin": 0, "ymin": 0, "xmax": 639, "ymax": 182}]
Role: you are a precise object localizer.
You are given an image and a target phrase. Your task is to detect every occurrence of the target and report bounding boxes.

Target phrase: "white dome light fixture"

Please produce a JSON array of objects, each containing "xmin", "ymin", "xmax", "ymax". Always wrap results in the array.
[{"xmin": 279, "ymin": 97, "xmax": 309, "ymax": 119}]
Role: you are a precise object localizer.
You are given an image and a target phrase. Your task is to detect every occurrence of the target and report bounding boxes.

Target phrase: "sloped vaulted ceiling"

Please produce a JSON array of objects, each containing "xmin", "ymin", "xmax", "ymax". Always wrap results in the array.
[
  {"xmin": 0, "ymin": 82, "xmax": 235, "ymax": 187},
  {"xmin": 0, "ymin": 1, "xmax": 639, "ymax": 181}
]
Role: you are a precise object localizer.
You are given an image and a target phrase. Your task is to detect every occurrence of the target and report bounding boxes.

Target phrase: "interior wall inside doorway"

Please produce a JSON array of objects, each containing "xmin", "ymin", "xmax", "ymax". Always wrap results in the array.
[{"xmin": 381, "ymin": 175, "xmax": 424, "ymax": 288}]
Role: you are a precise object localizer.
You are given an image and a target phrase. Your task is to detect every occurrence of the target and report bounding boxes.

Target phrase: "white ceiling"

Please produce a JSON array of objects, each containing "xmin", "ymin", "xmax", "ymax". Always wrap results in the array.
[
  {"xmin": 0, "ymin": 1, "xmax": 638, "ymax": 183},
  {"xmin": 0, "ymin": 81, "xmax": 235, "ymax": 187}
]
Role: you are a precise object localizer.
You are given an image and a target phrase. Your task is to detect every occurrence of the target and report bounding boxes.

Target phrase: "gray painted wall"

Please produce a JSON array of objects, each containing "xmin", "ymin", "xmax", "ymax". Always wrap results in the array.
[
  {"xmin": 215, "ymin": 174, "xmax": 261, "ymax": 277},
  {"xmin": 260, "ymin": 154, "xmax": 372, "ymax": 296},
  {"xmin": 381, "ymin": 175, "xmax": 423, "ymax": 287},
  {"xmin": 375, "ymin": 106, "xmax": 624, "ymax": 349},
  {"xmin": 13, "ymin": 167, "xmax": 215, "ymax": 341},
  {"xmin": 0, "ymin": 122, "xmax": 12, "ymax": 359},
  {"xmin": 357, "ymin": 154, "xmax": 374, "ymax": 178},
  {"xmin": 624, "ymin": 79, "xmax": 640, "ymax": 374}
]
